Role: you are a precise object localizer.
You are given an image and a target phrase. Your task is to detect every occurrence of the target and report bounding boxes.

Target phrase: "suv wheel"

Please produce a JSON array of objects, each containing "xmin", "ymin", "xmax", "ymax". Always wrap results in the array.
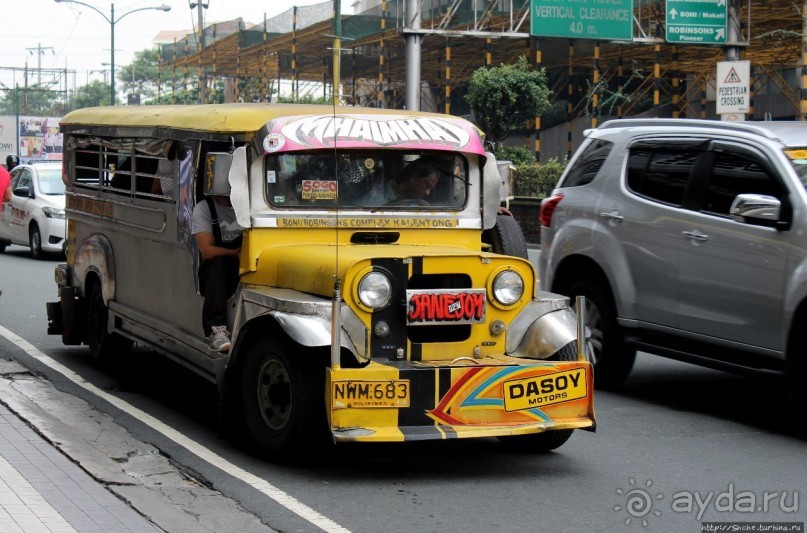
[
  {"xmin": 565, "ymin": 278, "xmax": 635, "ymax": 388},
  {"xmin": 786, "ymin": 319, "xmax": 807, "ymax": 405}
]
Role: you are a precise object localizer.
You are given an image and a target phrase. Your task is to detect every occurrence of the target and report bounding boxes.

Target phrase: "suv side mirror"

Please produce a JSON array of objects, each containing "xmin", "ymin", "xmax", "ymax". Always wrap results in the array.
[{"xmin": 730, "ymin": 194, "xmax": 781, "ymax": 227}]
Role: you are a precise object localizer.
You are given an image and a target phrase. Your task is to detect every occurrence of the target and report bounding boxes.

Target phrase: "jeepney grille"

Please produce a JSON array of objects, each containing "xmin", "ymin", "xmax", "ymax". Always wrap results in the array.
[{"xmin": 406, "ymin": 273, "xmax": 472, "ymax": 343}]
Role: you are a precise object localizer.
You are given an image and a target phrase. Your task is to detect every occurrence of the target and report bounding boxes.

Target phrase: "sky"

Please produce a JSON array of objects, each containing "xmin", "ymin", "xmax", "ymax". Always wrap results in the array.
[{"xmin": 1, "ymin": 0, "xmax": 346, "ymax": 92}]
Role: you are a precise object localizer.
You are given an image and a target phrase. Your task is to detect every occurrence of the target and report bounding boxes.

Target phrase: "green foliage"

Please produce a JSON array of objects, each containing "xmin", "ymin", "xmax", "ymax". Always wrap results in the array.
[
  {"xmin": 0, "ymin": 86, "xmax": 65, "ymax": 116},
  {"xmin": 70, "ymin": 80, "xmax": 110, "ymax": 109},
  {"xmin": 119, "ymin": 49, "xmax": 161, "ymax": 104},
  {"xmin": 512, "ymin": 158, "xmax": 567, "ymax": 197},
  {"xmin": 237, "ymin": 78, "xmax": 276, "ymax": 102},
  {"xmin": 495, "ymin": 145, "xmax": 534, "ymax": 166},
  {"xmin": 466, "ymin": 56, "xmax": 552, "ymax": 143},
  {"xmin": 276, "ymin": 94, "xmax": 331, "ymax": 105}
]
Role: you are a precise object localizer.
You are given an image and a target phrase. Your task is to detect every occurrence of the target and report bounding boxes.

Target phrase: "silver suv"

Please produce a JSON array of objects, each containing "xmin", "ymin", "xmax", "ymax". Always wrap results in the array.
[{"xmin": 538, "ymin": 119, "xmax": 807, "ymax": 396}]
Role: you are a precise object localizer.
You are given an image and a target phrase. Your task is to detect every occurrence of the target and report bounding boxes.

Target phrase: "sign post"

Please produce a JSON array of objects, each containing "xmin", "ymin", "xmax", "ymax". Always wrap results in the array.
[
  {"xmin": 530, "ymin": 0, "xmax": 633, "ymax": 41},
  {"xmin": 666, "ymin": 0, "xmax": 728, "ymax": 44},
  {"xmin": 716, "ymin": 60, "xmax": 750, "ymax": 120}
]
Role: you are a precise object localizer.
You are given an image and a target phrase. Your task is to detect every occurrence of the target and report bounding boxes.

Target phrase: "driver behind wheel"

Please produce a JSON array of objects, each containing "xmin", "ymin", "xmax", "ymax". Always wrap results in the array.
[{"xmin": 359, "ymin": 157, "xmax": 439, "ymax": 206}]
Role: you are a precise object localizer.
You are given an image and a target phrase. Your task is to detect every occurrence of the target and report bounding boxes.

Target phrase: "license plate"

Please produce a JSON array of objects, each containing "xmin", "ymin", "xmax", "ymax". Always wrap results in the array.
[
  {"xmin": 503, "ymin": 368, "xmax": 587, "ymax": 412},
  {"xmin": 332, "ymin": 380, "xmax": 410, "ymax": 408}
]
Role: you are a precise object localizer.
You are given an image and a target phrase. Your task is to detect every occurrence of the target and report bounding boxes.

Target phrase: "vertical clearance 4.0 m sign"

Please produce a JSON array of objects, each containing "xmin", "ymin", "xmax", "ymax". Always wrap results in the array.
[{"xmin": 530, "ymin": 0, "xmax": 633, "ymax": 41}]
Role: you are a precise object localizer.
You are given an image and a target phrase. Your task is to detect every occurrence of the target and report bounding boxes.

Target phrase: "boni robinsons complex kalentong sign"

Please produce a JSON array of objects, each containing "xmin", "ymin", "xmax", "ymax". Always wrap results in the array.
[{"xmin": 716, "ymin": 61, "xmax": 750, "ymax": 119}]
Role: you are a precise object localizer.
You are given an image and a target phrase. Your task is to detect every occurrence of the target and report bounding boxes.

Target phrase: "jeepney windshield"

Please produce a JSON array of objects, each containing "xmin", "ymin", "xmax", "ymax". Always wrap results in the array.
[
  {"xmin": 265, "ymin": 150, "xmax": 468, "ymax": 209},
  {"xmin": 785, "ymin": 148, "xmax": 807, "ymax": 189}
]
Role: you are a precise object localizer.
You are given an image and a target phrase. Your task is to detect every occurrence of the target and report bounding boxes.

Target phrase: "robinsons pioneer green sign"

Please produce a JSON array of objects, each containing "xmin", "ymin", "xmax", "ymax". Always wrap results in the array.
[{"xmin": 666, "ymin": 0, "xmax": 728, "ymax": 44}]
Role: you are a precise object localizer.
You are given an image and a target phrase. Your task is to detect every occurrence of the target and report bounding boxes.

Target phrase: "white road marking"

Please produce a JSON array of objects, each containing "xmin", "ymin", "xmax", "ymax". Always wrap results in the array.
[{"xmin": 0, "ymin": 325, "xmax": 350, "ymax": 533}]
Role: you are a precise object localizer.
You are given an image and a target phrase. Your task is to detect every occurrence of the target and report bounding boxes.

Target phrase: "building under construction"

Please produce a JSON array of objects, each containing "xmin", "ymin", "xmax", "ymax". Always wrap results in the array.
[{"xmin": 157, "ymin": 0, "xmax": 806, "ymax": 160}]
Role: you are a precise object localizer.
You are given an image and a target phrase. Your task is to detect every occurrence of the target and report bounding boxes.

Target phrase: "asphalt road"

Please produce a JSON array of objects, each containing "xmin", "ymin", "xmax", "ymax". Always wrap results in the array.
[{"xmin": 1, "ymin": 244, "xmax": 805, "ymax": 533}]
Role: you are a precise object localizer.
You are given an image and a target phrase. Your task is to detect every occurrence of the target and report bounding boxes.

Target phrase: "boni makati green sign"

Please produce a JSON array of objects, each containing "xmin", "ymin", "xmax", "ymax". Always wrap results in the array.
[
  {"xmin": 530, "ymin": 0, "xmax": 633, "ymax": 41},
  {"xmin": 666, "ymin": 0, "xmax": 728, "ymax": 44}
]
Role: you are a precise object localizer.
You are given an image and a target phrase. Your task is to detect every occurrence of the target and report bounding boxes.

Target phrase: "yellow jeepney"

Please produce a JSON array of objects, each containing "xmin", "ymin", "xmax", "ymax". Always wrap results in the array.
[{"xmin": 47, "ymin": 104, "xmax": 595, "ymax": 457}]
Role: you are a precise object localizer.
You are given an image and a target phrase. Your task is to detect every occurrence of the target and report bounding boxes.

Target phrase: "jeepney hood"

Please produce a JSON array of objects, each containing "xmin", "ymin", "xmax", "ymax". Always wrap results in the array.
[{"xmin": 244, "ymin": 243, "xmax": 533, "ymax": 297}]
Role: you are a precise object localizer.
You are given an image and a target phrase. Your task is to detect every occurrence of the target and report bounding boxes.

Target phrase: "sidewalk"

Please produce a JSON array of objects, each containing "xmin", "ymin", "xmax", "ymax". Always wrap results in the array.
[
  {"xmin": 0, "ymin": 402, "xmax": 159, "ymax": 533},
  {"xmin": 0, "ymin": 355, "xmax": 275, "ymax": 533}
]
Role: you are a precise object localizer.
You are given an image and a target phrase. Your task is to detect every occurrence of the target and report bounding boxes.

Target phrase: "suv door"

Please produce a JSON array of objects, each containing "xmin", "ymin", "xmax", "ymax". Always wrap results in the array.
[
  {"xmin": 611, "ymin": 140, "xmax": 704, "ymax": 328},
  {"xmin": 676, "ymin": 141, "xmax": 790, "ymax": 353}
]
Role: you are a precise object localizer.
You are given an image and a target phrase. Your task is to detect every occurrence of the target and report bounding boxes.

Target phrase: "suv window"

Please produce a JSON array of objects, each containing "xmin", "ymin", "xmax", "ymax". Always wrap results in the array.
[
  {"xmin": 561, "ymin": 139, "xmax": 613, "ymax": 188},
  {"xmin": 627, "ymin": 147, "xmax": 697, "ymax": 206},
  {"xmin": 701, "ymin": 151, "xmax": 785, "ymax": 216}
]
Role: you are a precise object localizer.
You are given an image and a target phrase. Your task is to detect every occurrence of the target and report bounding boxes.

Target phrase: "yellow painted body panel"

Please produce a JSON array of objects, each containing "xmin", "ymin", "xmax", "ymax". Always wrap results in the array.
[
  {"xmin": 327, "ymin": 362, "xmax": 406, "ymax": 442},
  {"xmin": 59, "ymin": 103, "xmax": 473, "ymax": 136},
  {"xmin": 328, "ymin": 359, "xmax": 595, "ymax": 443}
]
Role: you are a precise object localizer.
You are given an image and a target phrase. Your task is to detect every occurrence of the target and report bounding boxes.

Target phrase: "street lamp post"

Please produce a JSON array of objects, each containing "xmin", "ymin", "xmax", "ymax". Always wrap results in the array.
[{"xmin": 54, "ymin": 0, "xmax": 171, "ymax": 105}]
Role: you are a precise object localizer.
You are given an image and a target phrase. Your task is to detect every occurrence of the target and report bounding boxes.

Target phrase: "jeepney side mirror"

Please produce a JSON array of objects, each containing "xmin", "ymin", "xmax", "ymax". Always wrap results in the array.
[
  {"xmin": 204, "ymin": 152, "xmax": 233, "ymax": 196},
  {"xmin": 482, "ymin": 152, "xmax": 503, "ymax": 230},
  {"xmin": 204, "ymin": 149, "xmax": 250, "ymax": 228}
]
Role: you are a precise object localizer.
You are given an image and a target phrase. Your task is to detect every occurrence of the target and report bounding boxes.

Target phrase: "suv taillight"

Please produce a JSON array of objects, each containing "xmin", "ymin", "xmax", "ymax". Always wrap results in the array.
[{"xmin": 539, "ymin": 194, "xmax": 564, "ymax": 227}]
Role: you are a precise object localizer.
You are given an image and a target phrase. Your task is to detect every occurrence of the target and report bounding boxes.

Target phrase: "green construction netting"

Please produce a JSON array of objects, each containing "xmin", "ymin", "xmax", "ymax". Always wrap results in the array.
[{"xmin": 159, "ymin": 0, "xmax": 510, "ymax": 64}]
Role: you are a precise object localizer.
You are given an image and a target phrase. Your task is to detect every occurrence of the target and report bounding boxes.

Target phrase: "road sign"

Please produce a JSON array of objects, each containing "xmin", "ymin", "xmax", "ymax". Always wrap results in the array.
[
  {"xmin": 716, "ymin": 60, "xmax": 750, "ymax": 115},
  {"xmin": 666, "ymin": 0, "xmax": 728, "ymax": 44},
  {"xmin": 530, "ymin": 0, "xmax": 633, "ymax": 41}
]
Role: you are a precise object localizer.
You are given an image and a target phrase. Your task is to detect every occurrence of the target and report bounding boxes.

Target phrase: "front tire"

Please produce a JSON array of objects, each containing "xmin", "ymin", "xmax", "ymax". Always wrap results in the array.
[
  {"xmin": 483, "ymin": 213, "xmax": 529, "ymax": 259},
  {"xmin": 86, "ymin": 279, "xmax": 131, "ymax": 363},
  {"xmin": 29, "ymin": 223, "xmax": 43, "ymax": 260},
  {"xmin": 786, "ymin": 317, "xmax": 807, "ymax": 405},
  {"xmin": 497, "ymin": 341, "xmax": 577, "ymax": 452},
  {"xmin": 565, "ymin": 278, "xmax": 635, "ymax": 388},
  {"xmin": 240, "ymin": 338, "xmax": 327, "ymax": 457}
]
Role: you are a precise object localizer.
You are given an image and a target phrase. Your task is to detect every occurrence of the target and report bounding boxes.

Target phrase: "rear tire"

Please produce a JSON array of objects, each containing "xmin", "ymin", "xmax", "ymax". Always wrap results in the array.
[
  {"xmin": 240, "ymin": 338, "xmax": 328, "ymax": 459},
  {"xmin": 483, "ymin": 213, "xmax": 529, "ymax": 259},
  {"xmin": 86, "ymin": 280, "xmax": 131, "ymax": 363},
  {"xmin": 0, "ymin": 240, "xmax": 7, "ymax": 253},
  {"xmin": 565, "ymin": 278, "xmax": 635, "ymax": 389},
  {"xmin": 29, "ymin": 224, "xmax": 43, "ymax": 260}
]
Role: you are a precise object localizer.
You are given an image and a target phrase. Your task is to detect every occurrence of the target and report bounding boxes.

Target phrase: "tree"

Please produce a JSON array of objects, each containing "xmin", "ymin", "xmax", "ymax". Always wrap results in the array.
[
  {"xmin": 466, "ymin": 56, "xmax": 551, "ymax": 144},
  {"xmin": 0, "ymin": 85, "xmax": 65, "ymax": 116},
  {"xmin": 119, "ymin": 49, "xmax": 162, "ymax": 104},
  {"xmin": 70, "ymin": 80, "xmax": 110, "ymax": 109}
]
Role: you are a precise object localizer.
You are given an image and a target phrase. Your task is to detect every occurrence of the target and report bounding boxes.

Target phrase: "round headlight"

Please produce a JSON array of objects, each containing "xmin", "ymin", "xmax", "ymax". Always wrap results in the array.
[
  {"xmin": 358, "ymin": 271, "xmax": 392, "ymax": 309},
  {"xmin": 493, "ymin": 270, "xmax": 524, "ymax": 306}
]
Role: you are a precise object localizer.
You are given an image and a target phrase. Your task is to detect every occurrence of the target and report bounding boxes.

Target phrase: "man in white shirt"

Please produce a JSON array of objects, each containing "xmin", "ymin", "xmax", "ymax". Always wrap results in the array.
[{"xmin": 191, "ymin": 195, "xmax": 243, "ymax": 353}]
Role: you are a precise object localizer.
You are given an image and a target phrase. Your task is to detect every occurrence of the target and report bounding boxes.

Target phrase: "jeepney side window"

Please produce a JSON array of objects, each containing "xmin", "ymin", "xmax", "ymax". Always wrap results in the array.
[
  {"xmin": 264, "ymin": 150, "xmax": 468, "ymax": 209},
  {"xmin": 73, "ymin": 142, "xmax": 104, "ymax": 188}
]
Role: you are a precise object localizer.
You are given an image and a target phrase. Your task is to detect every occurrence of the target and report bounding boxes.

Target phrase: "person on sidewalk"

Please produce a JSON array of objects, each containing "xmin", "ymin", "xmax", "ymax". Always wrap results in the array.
[
  {"xmin": 0, "ymin": 165, "xmax": 11, "ymax": 203},
  {"xmin": 191, "ymin": 194, "xmax": 243, "ymax": 353}
]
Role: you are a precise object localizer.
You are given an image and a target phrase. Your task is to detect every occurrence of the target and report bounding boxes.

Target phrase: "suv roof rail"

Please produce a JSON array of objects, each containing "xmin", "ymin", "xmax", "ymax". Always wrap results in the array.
[{"xmin": 597, "ymin": 118, "xmax": 785, "ymax": 141}]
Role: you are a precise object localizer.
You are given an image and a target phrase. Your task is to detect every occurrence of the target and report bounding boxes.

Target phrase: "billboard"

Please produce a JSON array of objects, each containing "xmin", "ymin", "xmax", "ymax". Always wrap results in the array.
[{"xmin": 0, "ymin": 115, "xmax": 63, "ymax": 166}]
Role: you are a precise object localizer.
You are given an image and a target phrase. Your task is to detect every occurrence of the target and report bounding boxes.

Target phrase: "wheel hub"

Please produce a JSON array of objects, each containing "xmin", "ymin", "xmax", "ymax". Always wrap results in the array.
[{"xmin": 256, "ymin": 359, "xmax": 292, "ymax": 431}]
